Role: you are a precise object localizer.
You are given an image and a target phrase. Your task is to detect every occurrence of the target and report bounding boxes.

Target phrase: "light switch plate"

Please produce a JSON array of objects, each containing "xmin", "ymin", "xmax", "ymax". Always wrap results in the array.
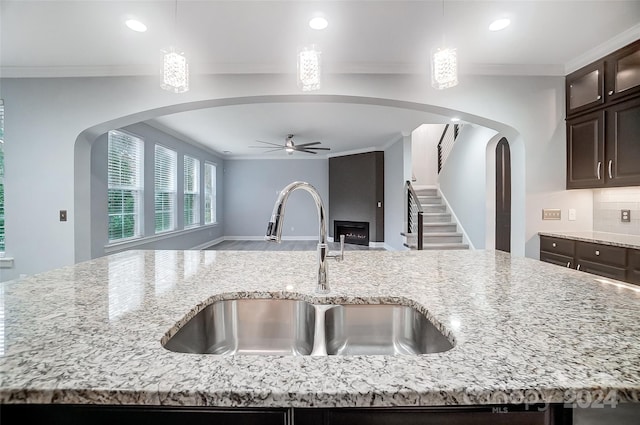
[
  {"xmin": 621, "ymin": 209, "xmax": 631, "ymax": 222},
  {"xmin": 568, "ymin": 208, "xmax": 577, "ymax": 221},
  {"xmin": 542, "ymin": 209, "xmax": 561, "ymax": 220}
]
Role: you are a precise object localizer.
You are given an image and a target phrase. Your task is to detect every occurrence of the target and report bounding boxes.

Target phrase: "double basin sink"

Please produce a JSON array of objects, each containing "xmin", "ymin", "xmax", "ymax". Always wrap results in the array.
[{"xmin": 163, "ymin": 299, "xmax": 453, "ymax": 356}]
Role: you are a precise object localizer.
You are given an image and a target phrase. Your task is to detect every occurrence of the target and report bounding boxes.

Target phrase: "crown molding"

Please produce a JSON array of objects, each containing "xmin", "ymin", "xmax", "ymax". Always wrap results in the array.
[{"xmin": 565, "ymin": 23, "xmax": 640, "ymax": 74}]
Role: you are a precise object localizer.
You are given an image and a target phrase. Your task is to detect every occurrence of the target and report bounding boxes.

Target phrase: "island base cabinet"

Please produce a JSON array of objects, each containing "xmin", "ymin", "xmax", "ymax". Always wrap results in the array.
[
  {"xmin": 0, "ymin": 405, "xmax": 288, "ymax": 425},
  {"xmin": 294, "ymin": 405, "xmax": 570, "ymax": 425}
]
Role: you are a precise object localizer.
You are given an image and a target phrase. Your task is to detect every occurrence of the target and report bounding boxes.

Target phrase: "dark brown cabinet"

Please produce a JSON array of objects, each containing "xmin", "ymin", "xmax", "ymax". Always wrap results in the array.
[
  {"xmin": 540, "ymin": 235, "xmax": 640, "ymax": 286},
  {"xmin": 566, "ymin": 111, "xmax": 605, "ymax": 188},
  {"xmin": 605, "ymin": 96, "xmax": 640, "ymax": 186},
  {"xmin": 540, "ymin": 236, "xmax": 575, "ymax": 268},
  {"xmin": 566, "ymin": 39, "xmax": 640, "ymax": 189}
]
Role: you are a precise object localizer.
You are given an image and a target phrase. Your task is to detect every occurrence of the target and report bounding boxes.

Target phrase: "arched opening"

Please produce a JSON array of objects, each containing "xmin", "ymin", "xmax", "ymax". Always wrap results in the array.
[{"xmin": 74, "ymin": 94, "xmax": 526, "ymax": 261}]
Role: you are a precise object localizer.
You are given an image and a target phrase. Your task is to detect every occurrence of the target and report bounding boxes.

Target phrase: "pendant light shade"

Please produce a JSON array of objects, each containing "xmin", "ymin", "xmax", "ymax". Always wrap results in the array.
[
  {"xmin": 162, "ymin": 47, "xmax": 189, "ymax": 93},
  {"xmin": 161, "ymin": 0, "xmax": 189, "ymax": 93},
  {"xmin": 297, "ymin": 45, "xmax": 321, "ymax": 92},
  {"xmin": 431, "ymin": 47, "xmax": 458, "ymax": 90}
]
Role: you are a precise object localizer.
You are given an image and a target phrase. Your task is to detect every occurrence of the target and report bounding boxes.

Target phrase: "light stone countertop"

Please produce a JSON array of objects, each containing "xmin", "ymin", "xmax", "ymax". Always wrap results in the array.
[
  {"xmin": 539, "ymin": 231, "xmax": 640, "ymax": 250},
  {"xmin": 1, "ymin": 249, "xmax": 640, "ymax": 407}
]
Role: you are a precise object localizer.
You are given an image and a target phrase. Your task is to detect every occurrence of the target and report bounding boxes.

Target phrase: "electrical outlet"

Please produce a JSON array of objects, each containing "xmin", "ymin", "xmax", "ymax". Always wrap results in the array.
[
  {"xmin": 568, "ymin": 208, "xmax": 577, "ymax": 221},
  {"xmin": 59, "ymin": 210, "xmax": 67, "ymax": 222},
  {"xmin": 542, "ymin": 209, "xmax": 561, "ymax": 220},
  {"xmin": 621, "ymin": 209, "xmax": 631, "ymax": 223}
]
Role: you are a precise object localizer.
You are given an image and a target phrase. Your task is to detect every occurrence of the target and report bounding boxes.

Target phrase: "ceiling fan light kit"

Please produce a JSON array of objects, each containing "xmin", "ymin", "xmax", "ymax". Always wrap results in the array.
[{"xmin": 250, "ymin": 134, "xmax": 330, "ymax": 155}]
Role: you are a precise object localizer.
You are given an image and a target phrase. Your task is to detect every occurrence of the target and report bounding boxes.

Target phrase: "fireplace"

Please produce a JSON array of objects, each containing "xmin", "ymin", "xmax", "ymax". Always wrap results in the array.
[{"xmin": 334, "ymin": 221, "xmax": 370, "ymax": 246}]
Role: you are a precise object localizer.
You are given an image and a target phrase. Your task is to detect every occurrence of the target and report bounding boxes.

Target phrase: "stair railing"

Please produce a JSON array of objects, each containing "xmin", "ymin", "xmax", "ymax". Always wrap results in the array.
[
  {"xmin": 406, "ymin": 180, "xmax": 423, "ymax": 250},
  {"xmin": 437, "ymin": 124, "xmax": 461, "ymax": 174}
]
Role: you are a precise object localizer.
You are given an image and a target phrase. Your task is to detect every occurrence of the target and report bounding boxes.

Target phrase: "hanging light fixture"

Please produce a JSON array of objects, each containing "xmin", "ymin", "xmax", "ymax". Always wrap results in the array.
[
  {"xmin": 161, "ymin": 0, "xmax": 189, "ymax": 93},
  {"xmin": 297, "ymin": 45, "xmax": 321, "ymax": 92},
  {"xmin": 431, "ymin": 0, "xmax": 458, "ymax": 90}
]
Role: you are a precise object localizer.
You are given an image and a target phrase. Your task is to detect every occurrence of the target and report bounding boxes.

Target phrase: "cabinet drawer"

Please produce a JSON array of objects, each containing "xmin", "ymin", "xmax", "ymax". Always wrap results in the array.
[
  {"xmin": 576, "ymin": 259, "xmax": 627, "ymax": 281},
  {"xmin": 575, "ymin": 241, "xmax": 627, "ymax": 267},
  {"xmin": 628, "ymin": 249, "xmax": 640, "ymax": 285},
  {"xmin": 540, "ymin": 236, "xmax": 575, "ymax": 256},
  {"xmin": 540, "ymin": 252, "xmax": 574, "ymax": 268}
]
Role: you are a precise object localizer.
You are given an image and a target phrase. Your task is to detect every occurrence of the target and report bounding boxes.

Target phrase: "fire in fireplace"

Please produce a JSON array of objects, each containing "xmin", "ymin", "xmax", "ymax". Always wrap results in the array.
[{"xmin": 334, "ymin": 221, "xmax": 370, "ymax": 246}]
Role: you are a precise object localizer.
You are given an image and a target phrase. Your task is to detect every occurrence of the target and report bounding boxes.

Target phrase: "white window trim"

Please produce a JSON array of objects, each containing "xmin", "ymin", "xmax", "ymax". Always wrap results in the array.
[
  {"xmin": 107, "ymin": 129, "xmax": 144, "ymax": 242},
  {"xmin": 204, "ymin": 161, "xmax": 217, "ymax": 225}
]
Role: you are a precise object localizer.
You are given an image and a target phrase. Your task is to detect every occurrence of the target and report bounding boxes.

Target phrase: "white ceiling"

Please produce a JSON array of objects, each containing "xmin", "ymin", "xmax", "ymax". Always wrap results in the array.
[{"xmin": 2, "ymin": 1, "xmax": 640, "ymax": 157}]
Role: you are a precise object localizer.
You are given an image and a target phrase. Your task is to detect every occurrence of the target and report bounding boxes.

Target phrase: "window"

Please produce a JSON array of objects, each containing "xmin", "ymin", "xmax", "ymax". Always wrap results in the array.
[
  {"xmin": 154, "ymin": 145, "xmax": 177, "ymax": 233},
  {"xmin": 183, "ymin": 155, "xmax": 200, "ymax": 227},
  {"xmin": 204, "ymin": 162, "xmax": 216, "ymax": 225},
  {"xmin": 0, "ymin": 100, "xmax": 4, "ymax": 252},
  {"xmin": 108, "ymin": 130, "xmax": 144, "ymax": 241}
]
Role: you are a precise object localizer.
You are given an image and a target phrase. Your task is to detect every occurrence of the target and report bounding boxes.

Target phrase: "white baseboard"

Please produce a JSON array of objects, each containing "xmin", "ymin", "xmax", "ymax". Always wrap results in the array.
[
  {"xmin": 438, "ymin": 188, "xmax": 476, "ymax": 250},
  {"xmin": 223, "ymin": 235, "xmax": 318, "ymax": 241}
]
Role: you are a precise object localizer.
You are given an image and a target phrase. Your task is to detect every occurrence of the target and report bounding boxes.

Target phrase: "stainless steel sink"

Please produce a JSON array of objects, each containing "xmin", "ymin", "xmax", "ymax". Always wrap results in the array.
[
  {"xmin": 163, "ymin": 299, "xmax": 316, "ymax": 355},
  {"xmin": 163, "ymin": 299, "xmax": 453, "ymax": 356},
  {"xmin": 324, "ymin": 304, "xmax": 453, "ymax": 356}
]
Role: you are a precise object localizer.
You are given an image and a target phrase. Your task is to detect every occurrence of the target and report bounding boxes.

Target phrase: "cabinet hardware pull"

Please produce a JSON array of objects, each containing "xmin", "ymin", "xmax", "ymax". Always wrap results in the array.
[
  {"xmin": 597, "ymin": 95, "xmax": 602, "ymax": 100},
  {"xmin": 608, "ymin": 90, "xmax": 614, "ymax": 95},
  {"xmin": 595, "ymin": 250, "xmax": 600, "ymax": 256},
  {"xmin": 552, "ymin": 243, "xmax": 557, "ymax": 247},
  {"xmin": 566, "ymin": 262, "xmax": 571, "ymax": 268},
  {"xmin": 597, "ymin": 161, "xmax": 602, "ymax": 180},
  {"xmin": 608, "ymin": 160, "xmax": 613, "ymax": 179},
  {"xmin": 577, "ymin": 264, "xmax": 581, "ymax": 271}
]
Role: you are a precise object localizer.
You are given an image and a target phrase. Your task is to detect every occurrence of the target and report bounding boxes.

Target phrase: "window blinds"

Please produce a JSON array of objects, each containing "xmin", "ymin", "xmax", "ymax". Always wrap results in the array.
[
  {"xmin": 204, "ymin": 162, "xmax": 216, "ymax": 225},
  {"xmin": 184, "ymin": 155, "xmax": 200, "ymax": 227},
  {"xmin": 155, "ymin": 145, "xmax": 177, "ymax": 233},
  {"xmin": 108, "ymin": 130, "xmax": 144, "ymax": 241}
]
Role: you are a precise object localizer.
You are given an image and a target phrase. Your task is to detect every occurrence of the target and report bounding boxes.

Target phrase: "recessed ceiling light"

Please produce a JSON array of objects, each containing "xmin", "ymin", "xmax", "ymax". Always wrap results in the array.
[
  {"xmin": 450, "ymin": 117, "xmax": 461, "ymax": 122},
  {"xmin": 125, "ymin": 19, "xmax": 147, "ymax": 33},
  {"xmin": 489, "ymin": 18, "xmax": 510, "ymax": 32},
  {"xmin": 309, "ymin": 17, "xmax": 328, "ymax": 30}
]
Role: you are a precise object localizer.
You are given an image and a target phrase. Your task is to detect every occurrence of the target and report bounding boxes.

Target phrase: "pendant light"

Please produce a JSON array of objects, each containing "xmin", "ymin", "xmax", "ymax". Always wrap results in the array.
[
  {"xmin": 161, "ymin": 0, "xmax": 189, "ymax": 93},
  {"xmin": 298, "ymin": 45, "xmax": 322, "ymax": 92},
  {"xmin": 431, "ymin": 0, "xmax": 458, "ymax": 90}
]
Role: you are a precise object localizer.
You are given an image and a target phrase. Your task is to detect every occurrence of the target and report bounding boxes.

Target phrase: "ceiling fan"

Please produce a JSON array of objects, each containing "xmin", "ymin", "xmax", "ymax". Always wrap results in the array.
[{"xmin": 250, "ymin": 134, "xmax": 330, "ymax": 155}]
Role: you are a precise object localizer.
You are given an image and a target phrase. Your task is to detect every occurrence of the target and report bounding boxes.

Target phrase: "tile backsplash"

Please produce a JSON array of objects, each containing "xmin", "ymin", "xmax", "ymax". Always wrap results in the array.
[{"xmin": 593, "ymin": 187, "xmax": 640, "ymax": 235}]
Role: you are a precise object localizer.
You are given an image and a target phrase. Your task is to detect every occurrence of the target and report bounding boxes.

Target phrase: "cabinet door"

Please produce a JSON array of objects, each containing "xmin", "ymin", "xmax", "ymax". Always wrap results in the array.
[
  {"xmin": 605, "ymin": 39, "xmax": 640, "ymax": 102},
  {"xmin": 605, "ymin": 97, "xmax": 640, "ymax": 186},
  {"xmin": 566, "ymin": 61, "xmax": 604, "ymax": 116},
  {"xmin": 566, "ymin": 111, "xmax": 605, "ymax": 189}
]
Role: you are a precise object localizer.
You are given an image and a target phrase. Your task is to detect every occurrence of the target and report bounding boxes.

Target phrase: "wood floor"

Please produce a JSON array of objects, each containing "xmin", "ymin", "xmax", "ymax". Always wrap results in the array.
[{"xmin": 205, "ymin": 240, "xmax": 383, "ymax": 251}]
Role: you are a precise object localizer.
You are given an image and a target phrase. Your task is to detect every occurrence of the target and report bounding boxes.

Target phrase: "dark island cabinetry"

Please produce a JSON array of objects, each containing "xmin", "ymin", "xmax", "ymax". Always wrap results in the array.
[
  {"xmin": 1, "ymin": 404, "xmax": 571, "ymax": 425},
  {"xmin": 566, "ymin": 39, "xmax": 640, "ymax": 189}
]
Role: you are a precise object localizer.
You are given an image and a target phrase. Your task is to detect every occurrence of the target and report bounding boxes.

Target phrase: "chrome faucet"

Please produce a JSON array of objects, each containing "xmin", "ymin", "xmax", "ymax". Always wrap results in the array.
[{"xmin": 266, "ymin": 181, "xmax": 344, "ymax": 293}]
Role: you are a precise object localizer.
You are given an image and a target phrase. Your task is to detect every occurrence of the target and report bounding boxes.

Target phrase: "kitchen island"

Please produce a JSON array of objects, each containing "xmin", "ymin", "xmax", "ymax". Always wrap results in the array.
[{"xmin": 1, "ymin": 249, "xmax": 639, "ymax": 422}]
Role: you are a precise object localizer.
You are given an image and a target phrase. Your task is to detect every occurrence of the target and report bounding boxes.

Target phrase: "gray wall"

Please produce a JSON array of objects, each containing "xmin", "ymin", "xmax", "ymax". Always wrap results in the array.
[
  {"xmin": 223, "ymin": 159, "xmax": 328, "ymax": 238},
  {"xmin": 384, "ymin": 137, "xmax": 410, "ymax": 250},
  {"xmin": 438, "ymin": 125, "xmax": 498, "ymax": 249},
  {"xmin": 329, "ymin": 151, "xmax": 384, "ymax": 243},
  {"xmin": 90, "ymin": 122, "xmax": 224, "ymax": 258}
]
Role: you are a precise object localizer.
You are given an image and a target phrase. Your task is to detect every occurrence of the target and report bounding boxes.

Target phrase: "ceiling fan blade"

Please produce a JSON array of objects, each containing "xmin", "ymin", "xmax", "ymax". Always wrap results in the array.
[
  {"xmin": 260, "ymin": 148, "xmax": 285, "ymax": 154},
  {"xmin": 249, "ymin": 145, "xmax": 284, "ymax": 149},
  {"xmin": 253, "ymin": 140, "xmax": 284, "ymax": 147},
  {"xmin": 295, "ymin": 142, "xmax": 322, "ymax": 148},
  {"xmin": 298, "ymin": 149, "xmax": 318, "ymax": 154},
  {"xmin": 304, "ymin": 147, "xmax": 331, "ymax": 150}
]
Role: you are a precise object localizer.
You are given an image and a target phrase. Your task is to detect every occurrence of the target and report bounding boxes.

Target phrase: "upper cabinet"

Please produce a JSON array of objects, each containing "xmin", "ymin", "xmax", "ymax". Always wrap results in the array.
[
  {"xmin": 566, "ymin": 39, "xmax": 640, "ymax": 117},
  {"xmin": 566, "ymin": 39, "xmax": 640, "ymax": 189}
]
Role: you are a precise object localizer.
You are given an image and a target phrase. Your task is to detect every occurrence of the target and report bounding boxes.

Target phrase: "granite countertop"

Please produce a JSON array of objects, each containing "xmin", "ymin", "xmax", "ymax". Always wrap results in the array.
[
  {"xmin": 1, "ymin": 249, "xmax": 640, "ymax": 408},
  {"xmin": 538, "ymin": 231, "xmax": 640, "ymax": 250}
]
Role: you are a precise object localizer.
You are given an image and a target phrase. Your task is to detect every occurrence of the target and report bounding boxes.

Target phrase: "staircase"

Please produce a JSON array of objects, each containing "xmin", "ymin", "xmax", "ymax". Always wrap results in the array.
[{"xmin": 403, "ymin": 186, "xmax": 469, "ymax": 250}]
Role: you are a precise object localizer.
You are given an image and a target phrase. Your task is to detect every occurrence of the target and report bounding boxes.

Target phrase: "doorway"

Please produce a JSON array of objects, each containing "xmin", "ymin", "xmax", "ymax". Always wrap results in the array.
[{"xmin": 495, "ymin": 138, "xmax": 511, "ymax": 253}]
